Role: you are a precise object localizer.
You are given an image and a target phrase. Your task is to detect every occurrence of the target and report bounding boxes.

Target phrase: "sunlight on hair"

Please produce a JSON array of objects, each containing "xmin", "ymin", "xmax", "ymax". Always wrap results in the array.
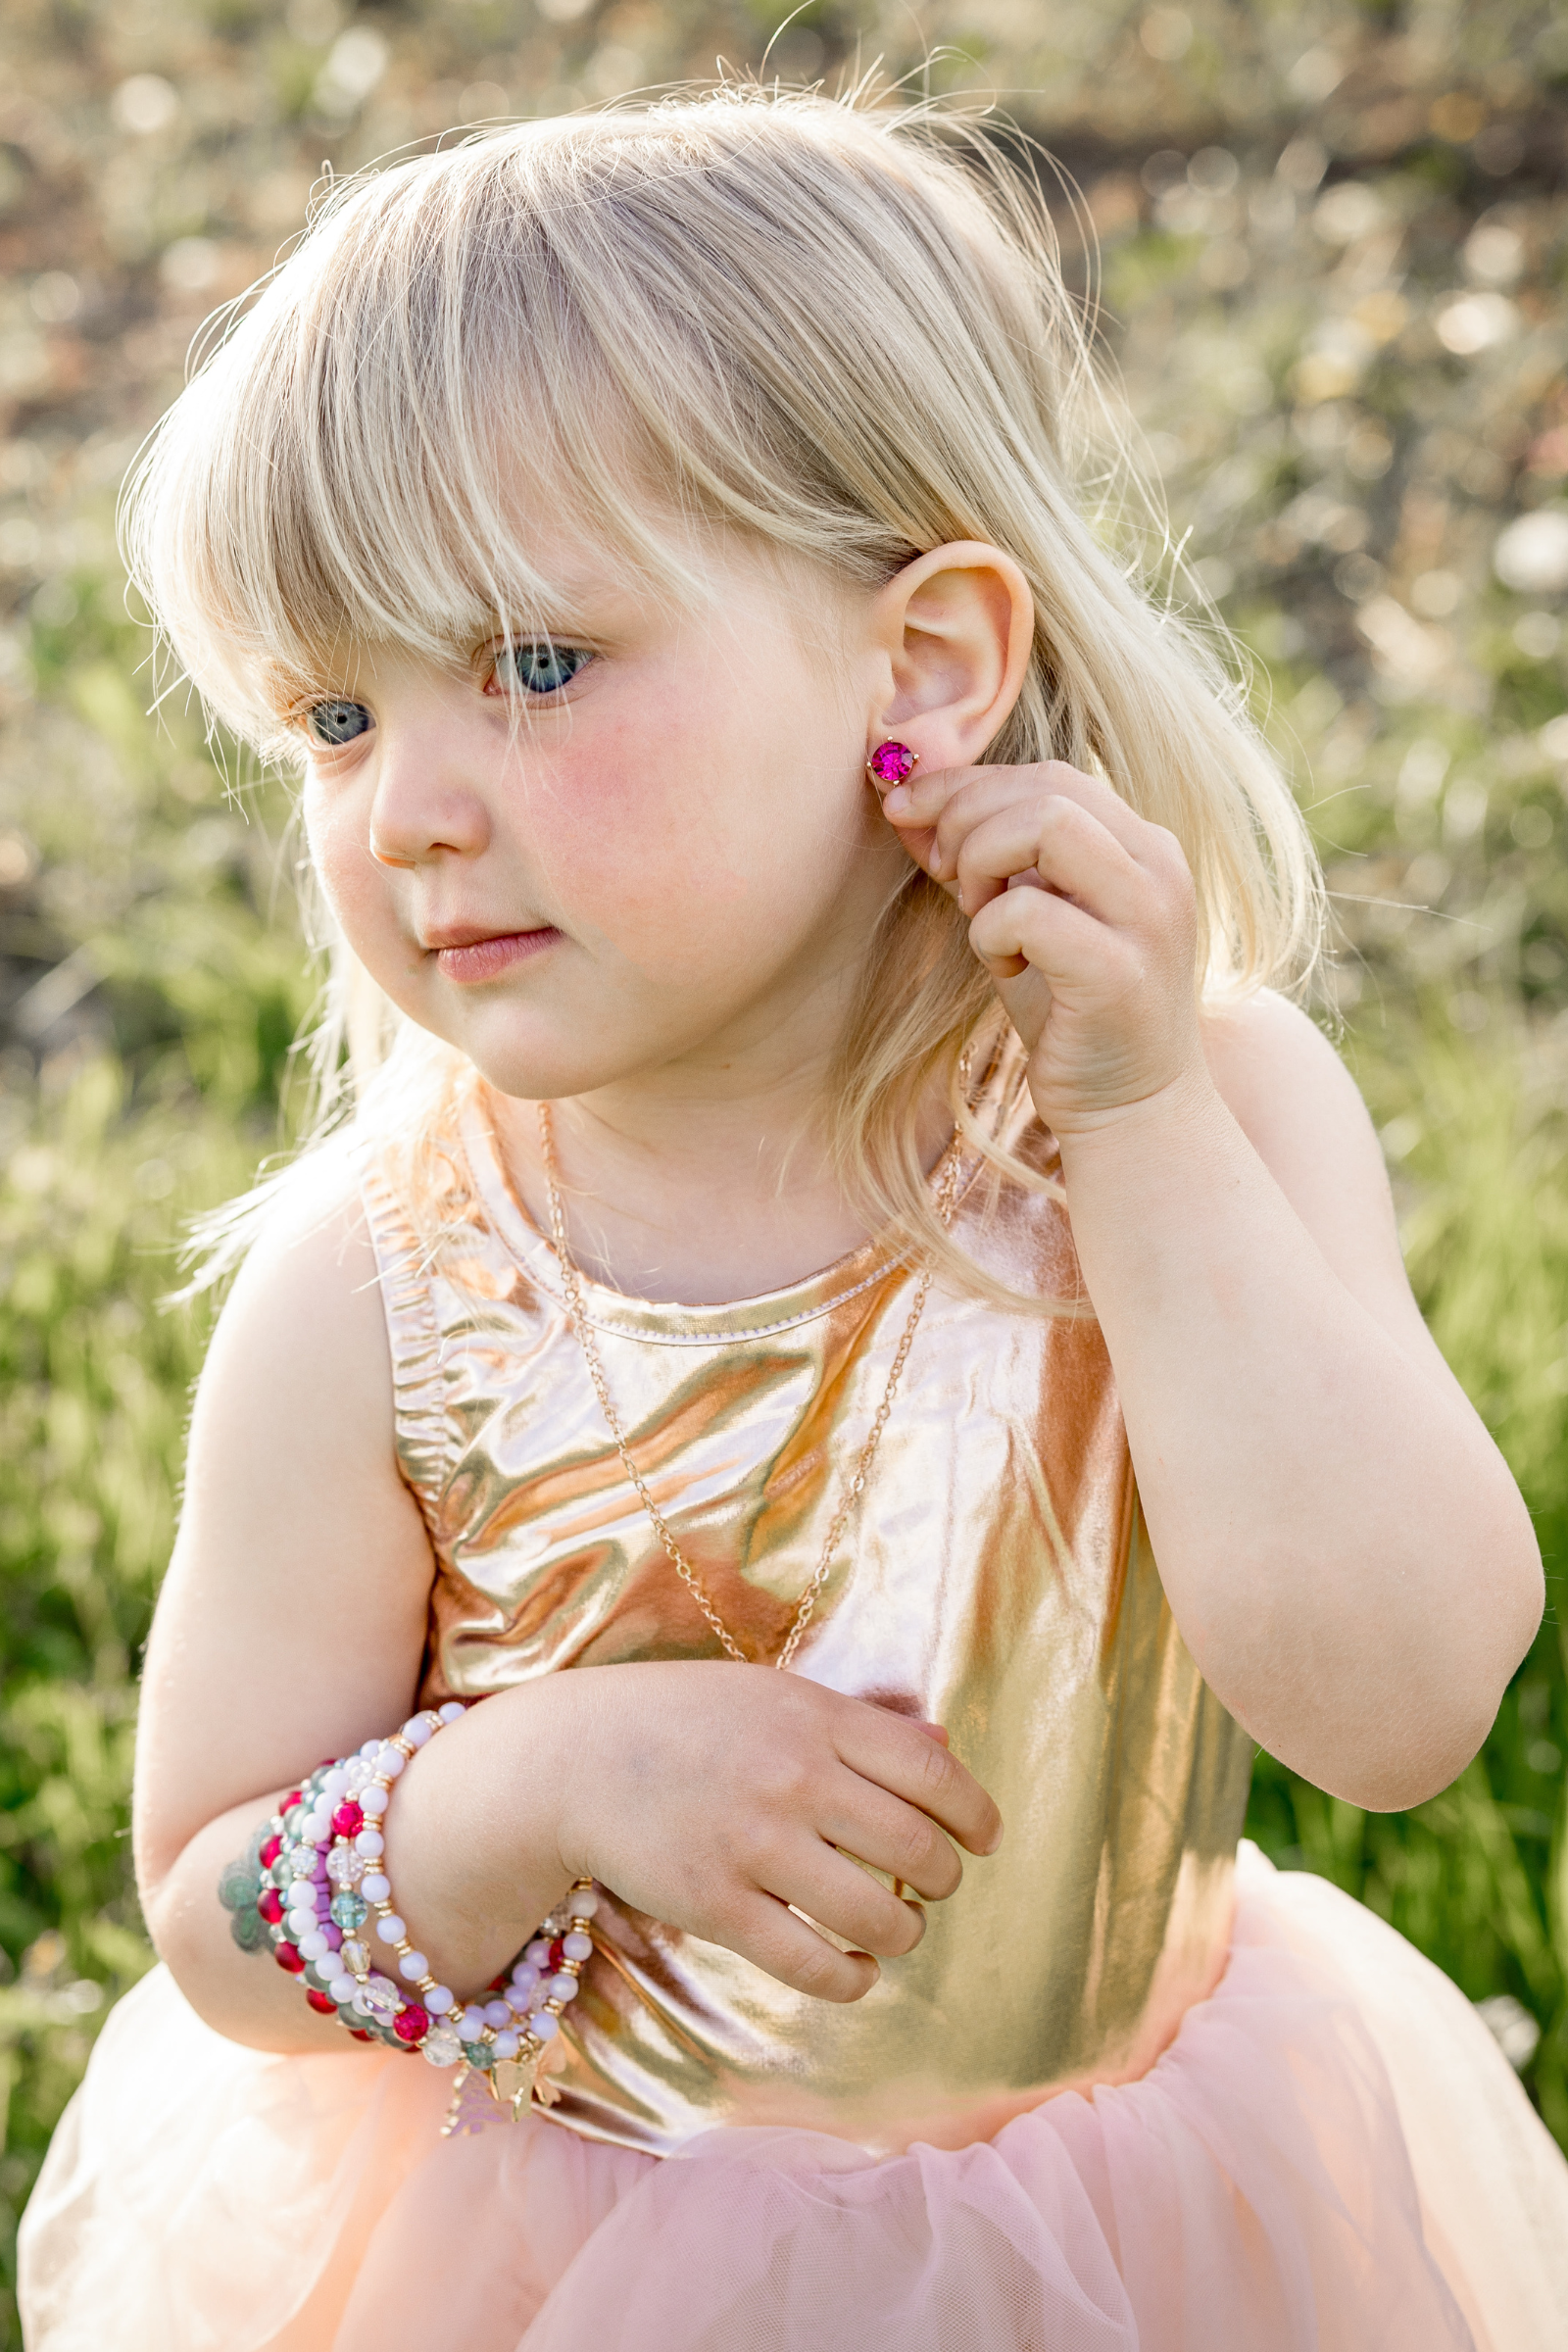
[{"xmin": 122, "ymin": 80, "xmax": 1325, "ymax": 1305}]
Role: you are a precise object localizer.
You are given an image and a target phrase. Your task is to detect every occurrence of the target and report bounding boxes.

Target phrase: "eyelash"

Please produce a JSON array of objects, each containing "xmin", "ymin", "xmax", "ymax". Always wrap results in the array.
[{"xmin": 299, "ymin": 642, "xmax": 594, "ymax": 746}]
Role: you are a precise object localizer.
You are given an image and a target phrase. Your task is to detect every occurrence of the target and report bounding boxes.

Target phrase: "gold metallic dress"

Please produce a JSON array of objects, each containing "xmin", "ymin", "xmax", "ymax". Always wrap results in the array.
[
  {"xmin": 367, "ymin": 1067, "xmax": 1253, "ymax": 2158},
  {"xmin": 22, "ymin": 1066, "xmax": 1568, "ymax": 2351}
]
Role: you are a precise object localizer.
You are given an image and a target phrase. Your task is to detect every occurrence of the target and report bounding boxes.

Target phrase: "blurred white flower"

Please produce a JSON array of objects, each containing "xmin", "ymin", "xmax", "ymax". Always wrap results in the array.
[
  {"xmin": 1436, "ymin": 292, "xmax": 1519, "ymax": 355},
  {"xmin": 1188, "ymin": 146, "xmax": 1239, "ymax": 195},
  {"xmin": 1494, "ymin": 510, "xmax": 1568, "ymax": 595},
  {"xmin": 459, "ymin": 81, "xmax": 511, "ymax": 121},
  {"xmin": 30, "ymin": 272, "xmax": 79, "ymax": 324},
  {"xmin": 1140, "ymin": 9, "xmax": 1193, "ymax": 62},
  {"xmin": 160, "ymin": 237, "xmax": 220, "ymax": 294},
  {"xmin": 586, "ymin": 46, "xmax": 642, "ymax": 99},
  {"xmin": 1294, "ymin": 317, "xmax": 1374, "ymax": 403},
  {"xmin": 1276, "ymin": 136, "xmax": 1327, "ymax": 193},
  {"xmin": 1443, "ymin": 780, "xmax": 1489, "ymax": 845},
  {"xmin": 0, "ymin": 514, "xmax": 44, "ymax": 568},
  {"xmin": 1396, "ymin": 739, "xmax": 1450, "ymax": 810},
  {"xmin": 1358, "ymin": 596, "xmax": 1447, "ymax": 689},
  {"xmin": 313, "ymin": 26, "xmax": 388, "ymax": 118},
  {"xmin": 1514, "ymin": 612, "xmax": 1561, "ymax": 658},
  {"xmin": 1289, "ymin": 46, "xmax": 1345, "ymax": 102},
  {"xmin": 1463, "ymin": 222, "xmax": 1525, "ymax": 287},
  {"xmin": 1409, "ymin": 569, "xmax": 1462, "ymax": 618},
  {"xmin": 111, "ymin": 74, "xmax": 177, "ymax": 134},
  {"xmin": 1312, "ymin": 182, "xmax": 1388, "ymax": 246}
]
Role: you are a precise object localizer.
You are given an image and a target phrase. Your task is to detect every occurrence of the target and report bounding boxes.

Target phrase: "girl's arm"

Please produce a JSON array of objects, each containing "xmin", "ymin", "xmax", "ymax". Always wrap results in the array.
[
  {"xmin": 885, "ymin": 762, "xmax": 1543, "ymax": 1812},
  {"xmin": 135, "ymin": 1180, "xmax": 1001, "ymax": 2052},
  {"xmin": 133, "ymin": 1185, "xmax": 449, "ymax": 2048}
]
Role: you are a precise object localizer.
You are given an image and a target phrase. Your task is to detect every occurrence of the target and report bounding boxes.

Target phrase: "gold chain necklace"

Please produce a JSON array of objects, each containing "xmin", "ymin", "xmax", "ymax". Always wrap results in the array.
[{"xmin": 536, "ymin": 1102, "xmax": 965, "ymax": 1671}]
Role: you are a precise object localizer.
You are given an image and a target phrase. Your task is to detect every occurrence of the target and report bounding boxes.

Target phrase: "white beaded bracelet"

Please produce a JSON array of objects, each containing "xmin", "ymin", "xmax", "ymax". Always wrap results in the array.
[
  {"xmin": 253, "ymin": 1701, "xmax": 599, "ymax": 2115},
  {"xmin": 314, "ymin": 1703, "xmax": 471, "ymax": 2058}
]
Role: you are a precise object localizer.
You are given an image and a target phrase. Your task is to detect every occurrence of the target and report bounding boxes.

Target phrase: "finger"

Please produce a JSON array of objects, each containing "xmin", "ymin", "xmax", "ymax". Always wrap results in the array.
[
  {"xmin": 719, "ymin": 1888, "xmax": 882, "ymax": 2003},
  {"xmin": 875, "ymin": 767, "xmax": 976, "ymax": 895},
  {"xmin": 867, "ymin": 1703, "xmax": 949, "ymax": 1747},
  {"xmin": 832, "ymin": 1703, "xmax": 1003, "ymax": 1857},
  {"xmin": 759, "ymin": 1833, "xmax": 930, "ymax": 1958},
  {"xmin": 951, "ymin": 800, "xmax": 1147, "ymax": 926},
  {"xmin": 877, "ymin": 760, "xmax": 994, "ymax": 828},
  {"xmin": 886, "ymin": 761, "xmax": 1150, "ymax": 864},
  {"xmin": 969, "ymin": 885, "xmax": 1132, "ymax": 991},
  {"xmin": 882, "ymin": 767, "xmax": 1157, "ymax": 919},
  {"xmin": 815, "ymin": 1766, "xmax": 962, "ymax": 1901}
]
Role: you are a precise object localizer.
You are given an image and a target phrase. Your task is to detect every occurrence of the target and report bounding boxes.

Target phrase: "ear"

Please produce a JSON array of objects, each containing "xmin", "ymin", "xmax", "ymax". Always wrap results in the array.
[{"xmin": 865, "ymin": 542, "xmax": 1034, "ymax": 776}]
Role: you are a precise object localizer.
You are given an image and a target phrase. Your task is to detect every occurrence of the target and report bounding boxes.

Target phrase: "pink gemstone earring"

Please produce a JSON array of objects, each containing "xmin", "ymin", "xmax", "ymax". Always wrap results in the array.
[{"xmin": 866, "ymin": 740, "xmax": 918, "ymax": 788}]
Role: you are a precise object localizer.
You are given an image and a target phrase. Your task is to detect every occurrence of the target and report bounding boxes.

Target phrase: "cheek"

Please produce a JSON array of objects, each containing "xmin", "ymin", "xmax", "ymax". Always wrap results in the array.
[
  {"xmin": 527, "ymin": 707, "xmax": 769, "ymax": 934},
  {"xmin": 530, "ymin": 666, "xmax": 856, "ymax": 948},
  {"xmin": 303, "ymin": 788, "xmax": 395, "ymax": 955}
]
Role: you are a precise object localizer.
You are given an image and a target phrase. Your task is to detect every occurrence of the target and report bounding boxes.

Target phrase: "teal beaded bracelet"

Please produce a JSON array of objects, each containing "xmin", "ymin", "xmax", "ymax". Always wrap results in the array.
[{"xmin": 228, "ymin": 1703, "xmax": 600, "ymax": 2116}]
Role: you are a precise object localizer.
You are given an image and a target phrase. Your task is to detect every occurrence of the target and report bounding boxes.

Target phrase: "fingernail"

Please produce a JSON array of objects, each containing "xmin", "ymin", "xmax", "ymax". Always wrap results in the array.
[{"xmin": 883, "ymin": 785, "xmax": 911, "ymax": 815}]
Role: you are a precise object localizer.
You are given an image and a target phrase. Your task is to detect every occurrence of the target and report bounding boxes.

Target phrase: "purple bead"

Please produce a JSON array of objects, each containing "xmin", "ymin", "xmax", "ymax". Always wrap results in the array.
[
  {"xmin": 322, "ymin": 1923, "xmax": 343, "ymax": 1951},
  {"xmin": 311, "ymin": 1851, "xmax": 330, "ymax": 1881}
]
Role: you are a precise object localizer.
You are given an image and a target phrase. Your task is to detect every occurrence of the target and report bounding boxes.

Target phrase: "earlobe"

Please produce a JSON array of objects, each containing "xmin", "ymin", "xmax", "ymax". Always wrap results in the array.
[{"xmin": 867, "ymin": 540, "xmax": 1033, "ymax": 777}]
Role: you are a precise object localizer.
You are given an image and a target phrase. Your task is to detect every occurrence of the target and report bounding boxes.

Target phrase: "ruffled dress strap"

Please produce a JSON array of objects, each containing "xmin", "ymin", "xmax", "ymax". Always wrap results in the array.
[{"xmin": 357, "ymin": 1155, "xmax": 454, "ymax": 1508}]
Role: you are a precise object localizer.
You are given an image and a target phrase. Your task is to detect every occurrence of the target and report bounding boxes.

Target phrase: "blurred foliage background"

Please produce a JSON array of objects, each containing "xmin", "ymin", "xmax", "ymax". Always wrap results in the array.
[{"xmin": 2, "ymin": 0, "xmax": 1568, "ymax": 2337}]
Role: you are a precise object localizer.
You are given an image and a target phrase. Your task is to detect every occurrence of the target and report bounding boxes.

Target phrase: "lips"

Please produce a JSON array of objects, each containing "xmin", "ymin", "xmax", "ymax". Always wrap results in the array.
[{"xmin": 425, "ymin": 926, "xmax": 562, "ymax": 983}]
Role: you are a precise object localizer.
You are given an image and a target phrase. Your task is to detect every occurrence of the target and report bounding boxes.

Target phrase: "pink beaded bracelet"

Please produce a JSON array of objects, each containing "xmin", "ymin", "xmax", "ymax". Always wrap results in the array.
[{"xmin": 236, "ymin": 1702, "xmax": 599, "ymax": 2117}]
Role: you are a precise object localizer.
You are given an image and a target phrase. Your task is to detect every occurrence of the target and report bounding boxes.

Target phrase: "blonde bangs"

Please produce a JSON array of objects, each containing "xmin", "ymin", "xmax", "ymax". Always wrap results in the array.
[
  {"xmin": 133, "ymin": 87, "xmax": 1326, "ymax": 1305},
  {"xmin": 124, "ymin": 166, "xmax": 672, "ymax": 750}
]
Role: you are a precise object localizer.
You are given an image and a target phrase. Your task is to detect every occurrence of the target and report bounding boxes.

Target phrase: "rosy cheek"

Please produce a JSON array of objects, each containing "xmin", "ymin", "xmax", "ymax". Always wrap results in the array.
[
  {"xmin": 526, "ymin": 705, "xmax": 758, "ymax": 921},
  {"xmin": 304, "ymin": 791, "xmax": 395, "ymax": 956}
]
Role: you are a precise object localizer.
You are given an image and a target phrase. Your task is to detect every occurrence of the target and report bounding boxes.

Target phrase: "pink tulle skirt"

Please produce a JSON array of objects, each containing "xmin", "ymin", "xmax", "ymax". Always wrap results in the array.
[{"xmin": 19, "ymin": 1847, "xmax": 1568, "ymax": 2351}]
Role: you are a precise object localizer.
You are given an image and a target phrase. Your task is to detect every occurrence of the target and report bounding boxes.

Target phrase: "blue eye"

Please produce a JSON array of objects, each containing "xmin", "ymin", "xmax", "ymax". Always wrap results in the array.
[
  {"xmin": 307, "ymin": 698, "xmax": 373, "ymax": 746},
  {"xmin": 493, "ymin": 641, "xmax": 593, "ymax": 696}
]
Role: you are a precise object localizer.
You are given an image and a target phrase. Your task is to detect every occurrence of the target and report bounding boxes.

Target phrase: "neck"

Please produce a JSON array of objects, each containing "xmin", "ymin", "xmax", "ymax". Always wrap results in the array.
[
  {"xmin": 484, "ymin": 841, "xmax": 960, "ymax": 1302},
  {"xmin": 488, "ymin": 1029, "xmax": 953, "ymax": 1309}
]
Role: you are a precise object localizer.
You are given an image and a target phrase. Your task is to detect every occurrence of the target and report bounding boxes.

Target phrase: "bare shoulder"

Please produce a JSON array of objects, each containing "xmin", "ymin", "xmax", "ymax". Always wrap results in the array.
[
  {"xmin": 184, "ymin": 1139, "xmax": 426, "ymax": 1618},
  {"xmin": 137, "ymin": 1143, "xmax": 437, "ymax": 1892},
  {"xmin": 203, "ymin": 1145, "xmax": 391, "ymax": 1418},
  {"xmin": 1200, "ymin": 988, "xmax": 1371, "ymax": 1163}
]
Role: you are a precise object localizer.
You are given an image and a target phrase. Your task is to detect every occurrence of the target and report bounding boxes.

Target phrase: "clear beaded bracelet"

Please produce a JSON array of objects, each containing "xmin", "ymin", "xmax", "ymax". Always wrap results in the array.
[{"xmin": 228, "ymin": 1701, "xmax": 599, "ymax": 2121}]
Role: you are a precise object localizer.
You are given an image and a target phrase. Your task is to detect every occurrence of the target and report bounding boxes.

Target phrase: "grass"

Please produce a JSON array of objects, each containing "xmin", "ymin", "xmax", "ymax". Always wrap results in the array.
[
  {"xmin": 3, "ymin": 1, "xmax": 1567, "ymax": 2336},
  {"xmin": 0, "ymin": 587, "xmax": 1565, "ymax": 2343}
]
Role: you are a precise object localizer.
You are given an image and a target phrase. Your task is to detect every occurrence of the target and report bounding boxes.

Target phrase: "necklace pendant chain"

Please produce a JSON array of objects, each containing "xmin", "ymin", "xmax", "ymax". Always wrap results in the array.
[{"xmin": 536, "ymin": 1090, "xmax": 968, "ymax": 1671}]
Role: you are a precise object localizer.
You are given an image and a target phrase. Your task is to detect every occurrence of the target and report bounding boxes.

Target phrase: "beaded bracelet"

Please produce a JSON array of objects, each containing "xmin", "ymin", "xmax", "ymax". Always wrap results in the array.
[{"xmin": 228, "ymin": 1702, "xmax": 599, "ymax": 2118}]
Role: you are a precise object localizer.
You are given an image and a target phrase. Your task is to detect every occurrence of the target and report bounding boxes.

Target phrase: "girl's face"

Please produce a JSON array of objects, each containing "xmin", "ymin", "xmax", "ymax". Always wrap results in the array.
[{"xmin": 299, "ymin": 531, "xmax": 907, "ymax": 1105}]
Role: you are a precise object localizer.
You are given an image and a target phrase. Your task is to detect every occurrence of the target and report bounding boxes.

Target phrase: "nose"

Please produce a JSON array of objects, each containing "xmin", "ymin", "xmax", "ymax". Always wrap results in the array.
[{"xmin": 367, "ymin": 727, "xmax": 492, "ymax": 868}]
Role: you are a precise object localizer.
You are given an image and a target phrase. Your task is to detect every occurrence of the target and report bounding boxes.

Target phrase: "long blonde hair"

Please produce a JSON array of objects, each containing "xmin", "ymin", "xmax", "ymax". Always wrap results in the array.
[{"xmin": 123, "ymin": 84, "xmax": 1323, "ymax": 1302}]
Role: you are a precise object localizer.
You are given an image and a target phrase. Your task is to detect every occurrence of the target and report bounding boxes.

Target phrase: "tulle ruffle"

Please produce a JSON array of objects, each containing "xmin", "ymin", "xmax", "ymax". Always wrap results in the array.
[{"xmin": 20, "ymin": 1846, "xmax": 1568, "ymax": 2351}]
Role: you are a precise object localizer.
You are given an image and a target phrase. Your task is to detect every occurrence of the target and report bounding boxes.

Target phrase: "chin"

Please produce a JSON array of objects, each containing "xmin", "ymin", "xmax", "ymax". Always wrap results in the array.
[{"xmin": 454, "ymin": 1026, "xmax": 654, "ymax": 1106}]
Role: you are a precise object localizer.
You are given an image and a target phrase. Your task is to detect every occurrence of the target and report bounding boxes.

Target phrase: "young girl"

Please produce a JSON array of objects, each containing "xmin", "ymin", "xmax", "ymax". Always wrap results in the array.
[{"xmin": 19, "ymin": 88, "xmax": 1568, "ymax": 2351}]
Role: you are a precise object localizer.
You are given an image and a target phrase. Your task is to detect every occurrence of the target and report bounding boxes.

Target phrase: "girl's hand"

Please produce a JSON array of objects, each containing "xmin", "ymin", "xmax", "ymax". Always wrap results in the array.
[
  {"xmin": 546, "ymin": 1662, "xmax": 1002, "ymax": 2003},
  {"xmin": 882, "ymin": 761, "xmax": 1205, "ymax": 1139}
]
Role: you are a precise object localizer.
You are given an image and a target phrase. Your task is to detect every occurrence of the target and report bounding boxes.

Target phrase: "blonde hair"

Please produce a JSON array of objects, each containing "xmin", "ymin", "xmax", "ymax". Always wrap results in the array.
[{"xmin": 124, "ymin": 84, "xmax": 1323, "ymax": 1303}]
